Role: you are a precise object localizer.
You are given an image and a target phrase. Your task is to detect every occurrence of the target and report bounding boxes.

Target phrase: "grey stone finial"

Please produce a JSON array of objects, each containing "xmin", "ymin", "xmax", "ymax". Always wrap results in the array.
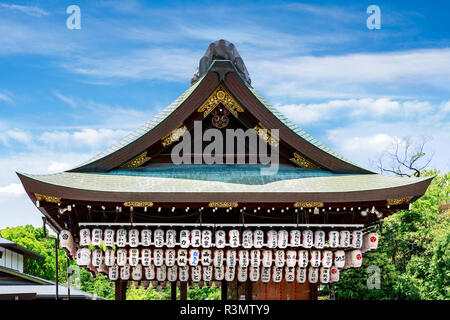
[{"xmin": 191, "ymin": 39, "xmax": 251, "ymax": 86}]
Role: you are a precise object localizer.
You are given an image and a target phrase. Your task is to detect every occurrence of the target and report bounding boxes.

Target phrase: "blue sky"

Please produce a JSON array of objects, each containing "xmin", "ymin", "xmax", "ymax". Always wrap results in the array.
[{"xmin": 0, "ymin": 0, "xmax": 449, "ymax": 228}]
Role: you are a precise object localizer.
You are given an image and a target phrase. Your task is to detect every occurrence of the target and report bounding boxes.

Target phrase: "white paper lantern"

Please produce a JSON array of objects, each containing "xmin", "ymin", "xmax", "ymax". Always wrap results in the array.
[
  {"xmin": 267, "ymin": 230, "xmax": 278, "ymax": 248},
  {"xmin": 261, "ymin": 267, "xmax": 271, "ymax": 283},
  {"xmin": 310, "ymin": 250, "xmax": 321, "ymax": 268},
  {"xmin": 362, "ymin": 232, "xmax": 379, "ymax": 252},
  {"xmin": 179, "ymin": 265, "xmax": 189, "ymax": 282},
  {"xmin": 250, "ymin": 250, "xmax": 261, "ymax": 266},
  {"xmin": 166, "ymin": 229, "xmax": 177, "ymax": 248},
  {"xmin": 156, "ymin": 265, "xmax": 167, "ymax": 281},
  {"xmin": 249, "ymin": 266, "xmax": 260, "ymax": 282},
  {"xmin": 238, "ymin": 250, "xmax": 249, "ymax": 267},
  {"xmin": 286, "ymin": 250, "xmax": 297, "ymax": 267},
  {"xmin": 177, "ymin": 249, "xmax": 188, "ymax": 266},
  {"xmin": 108, "ymin": 265, "xmax": 119, "ymax": 280},
  {"xmin": 242, "ymin": 230, "xmax": 253, "ymax": 249},
  {"xmin": 290, "ymin": 230, "xmax": 301, "ymax": 247},
  {"xmin": 180, "ymin": 230, "xmax": 190, "ymax": 248},
  {"xmin": 214, "ymin": 265, "xmax": 224, "ymax": 281},
  {"xmin": 237, "ymin": 266, "xmax": 248, "ymax": 282},
  {"xmin": 339, "ymin": 230, "xmax": 351, "ymax": 248},
  {"xmin": 153, "ymin": 249, "xmax": 164, "ymax": 267},
  {"xmin": 59, "ymin": 230, "xmax": 76, "ymax": 256},
  {"xmin": 297, "ymin": 250, "xmax": 308, "ymax": 268},
  {"xmin": 104, "ymin": 229, "xmax": 115, "ymax": 247},
  {"xmin": 128, "ymin": 229, "xmax": 139, "ymax": 247},
  {"xmin": 302, "ymin": 230, "xmax": 313, "ymax": 248},
  {"xmin": 120, "ymin": 265, "xmax": 130, "ymax": 280},
  {"xmin": 319, "ymin": 267, "xmax": 330, "ymax": 284},
  {"xmin": 314, "ymin": 230, "xmax": 325, "ymax": 249},
  {"xmin": 328, "ymin": 230, "xmax": 339, "ymax": 248},
  {"xmin": 79, "ymin": 228, "xmax": 91, "ymax": 247},
  {"xmin": 168, "ymin": 265, "xmax": 178, "ymax": 282},
  {"xmin": 132, "ymin": 264, "xmax": 143, "ymax": 281},
  {"xmin": 145, "ymin": 264, "xmax": 155, "ymax": 280},
  {"xmin": 129, "ymin": 248, "xmax": 139, "ymax": 266},
  {"xmin": 191, "ymin": 229, "xmax": 201, "ymax": 248},
  {"xmin": 141, "ymin": 229, "xmax": 151, "ymax": 246},
  {"xmin": 141, "ymin": 248, "xmax": 151, "ymax": 267},
  {"xmin": 191, "ymin": 265, "xmax": 201, "ymax": 282},
  {"xmin": 351, "ymin": 250, "xmax": 363, "ymax": 268},
  {"xmin": 253, "ymin": 229, "xmax": 264, "ymax": 248},
  {"xmin": 116, "ymin": 248, "xmax": 127, "ymax": 266},
  {"xmin": 213, "ymin": 249, "xmax": 224, "ymax": 267},
  {"xmin": 229, "ymin": 229, "xmax": 240, "ymax": 248},
  {"xmin": 262, "ymin": 250, "xmax": 272, "ymax": 267},
  {"xmin": 201, "ymin": 249, "xmax": 212, "ymax": 266},
  {"xmin": 322, "ymin": 250, "xmax": 333, "ymax": 268},
  {"xmin": 165, "ymin": 249, "xmax": 176, "ymax": 267},
  {"xmin": 116, "ymin": 229, "xmax": 127, "ymax": 247},
  {"xmin": 91, "ymin": 229, "xmax": 103, "ymax": 246},
  {"xmin": 224, "ymin": 266, "xmax": 235, "ymax": 281},
  {"xmin": 272, "ymin": 267, "xmax": 283, "ymax": 283},
  {"xmin": 226, "ymin": 249, "xmax": 237, "ymax": 267},
  {"xmin": 278, "ymin": 230, "xmax": 289, "ymax": 249},
  {"xmin": 352, "ymin": 230, "xmax": 363, "ymax": 249},
  {"xmin": 274, "ymin": 250, "xmax": 285, "ymax": 267},
  {"xmin": 285, "ymin": 266, "xmax": 295, "ymax": 282},
  {"xmin": 203, "ymin": 265, "xmax": 213, "ymax": 282},
  {"xmin": 201, "ymin": 230, "xmax": 212, "ymax": 248},
  {"xmin": 334, "ymin": 250, "xmax": 346, "ymax": 269},
  {"xmin": 188, "ymin": 249, "xmax": 200, "ymax": 266},
  {"xmin": 104, "ymin": 248, "xmax": 115, "ymax": 266},
  {"xmin": 215, "ymin": 230, "xmax": 226, "ymax": 248},
  {"xmin": 154, "ymin": 229, "xmax": 164, "ymax": 248},
  {"xmin": 77, "ymin": 247, "xmax": 91, "ymax": 266},
  {"xmin": 330, "ymin": 266, "xmax": 340, "ymax": 282},
  {"xmin": 296, "ymin": 267, "xmax": 307, "ymax": 283},
  {"xmin": 308, "ymin": 267, "xmax": 318, "ymax": 283}
]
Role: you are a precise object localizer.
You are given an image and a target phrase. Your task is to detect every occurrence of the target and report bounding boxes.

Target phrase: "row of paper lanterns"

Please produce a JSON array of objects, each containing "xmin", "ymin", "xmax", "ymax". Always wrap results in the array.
[
  {"xmin": 105, "ymin": 264, "xmax": 342, "ymax": 284},
  {"xmin": 76, "ymin": 247, "xmax": 366, "ymax": 273},
  {"xmin": 70, "ymin": 228, "xmax": 376, "ymax": 250}
]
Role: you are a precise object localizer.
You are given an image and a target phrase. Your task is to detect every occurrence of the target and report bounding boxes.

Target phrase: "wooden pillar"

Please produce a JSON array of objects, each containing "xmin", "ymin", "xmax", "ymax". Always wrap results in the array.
[
  {"xmin": 180, "ymin": 281, "xmax": 187, "ymax": 300},
  {"xmin": 221, "ymin": 280, "xmax": 228, "ymax": 300},
  {"xmin": 245, "ymin": 280, "xmax": 252, "ymax": 300},
  {"xmin": 171, "ymin": 282, "xmax": 177, "ymax": 301},
  {"xmin": 115, "ymin": 279, "xmax": 127, "ymax": 300}
]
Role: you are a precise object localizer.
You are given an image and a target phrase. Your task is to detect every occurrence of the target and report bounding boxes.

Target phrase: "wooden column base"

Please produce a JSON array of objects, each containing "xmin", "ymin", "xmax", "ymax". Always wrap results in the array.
[{"xmin": 115, "ymin": 279, "xmax": 127, "ymax": 300}]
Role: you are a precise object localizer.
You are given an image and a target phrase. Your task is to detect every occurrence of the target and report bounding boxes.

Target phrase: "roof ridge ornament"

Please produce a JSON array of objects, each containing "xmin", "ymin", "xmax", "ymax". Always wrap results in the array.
[{"xmin": 191, "ymin": 39, "xmax": 251, "ymax": 86}]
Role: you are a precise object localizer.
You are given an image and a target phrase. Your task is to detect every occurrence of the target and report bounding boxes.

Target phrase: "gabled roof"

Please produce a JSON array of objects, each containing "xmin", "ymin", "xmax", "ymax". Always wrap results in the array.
[
  {"xmin": 0, "ymin": 236, "xmax": 43, "ymax": 259},
  {"xmin": 65, "ymin": 60, "xmax": 371, "ymax": 174}
]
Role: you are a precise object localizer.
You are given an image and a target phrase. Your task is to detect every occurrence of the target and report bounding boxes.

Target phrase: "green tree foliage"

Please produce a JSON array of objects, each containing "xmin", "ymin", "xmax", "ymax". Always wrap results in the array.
[{"xmin": 330, "ymin": 170, "xmax": 449, "ymax": 300}]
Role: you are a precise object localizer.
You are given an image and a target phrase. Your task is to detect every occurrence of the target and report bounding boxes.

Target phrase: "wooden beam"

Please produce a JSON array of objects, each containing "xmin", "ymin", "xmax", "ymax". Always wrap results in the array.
[
  {"xmin": 179, "ymin": 281, "xmax": 187, "ymax": 300},
  {"xmin": 115, "ymin": 279, "xmax": 127, "ymax": 300}
]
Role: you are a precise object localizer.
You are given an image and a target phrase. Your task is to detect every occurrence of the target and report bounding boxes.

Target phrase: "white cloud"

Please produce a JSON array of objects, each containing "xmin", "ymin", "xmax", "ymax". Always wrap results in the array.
[
  {"xmin": 0, "ymin": 91, "xmax": 13, "ymax": 103},
  {"xmin": 250, "ymin": 48, "xmax": 450, "ymax": 99},
  {"xmin": 0, "ymin": 129, "xmax": 32, "ymax": 145},
  {"xmin": 275, "ymin": 98, "xmax": 436, "ymax": 125},
  {"xmin": 442, "ymin": 101, "xmax": 450, "ymax": 113},
  {"xmin": 0, "ymin": 4, "xmax": 49, "ymax": 17},
  {"xmin": 0, "ymin": 183, "xmax": 25, "ymax": 197},
  {"xmin": 47, "ymin": 161, "xmax": 72, "ymax": 172},
  {"xmin": 338, "ymin": 134, "xmax": 399, "ymax": 152},
  {"xmin": 54, "ymin": 91, "xmax": 78, "ymax": 107}
]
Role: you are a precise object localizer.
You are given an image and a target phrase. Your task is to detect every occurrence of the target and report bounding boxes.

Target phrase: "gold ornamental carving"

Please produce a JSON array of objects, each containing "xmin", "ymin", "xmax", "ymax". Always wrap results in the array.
[
  {"xmin": 120, "ymin": 151, "xmax": 151, "ymax": 168},
  {"xmin": 290, "ymin": 152, "xmax": 320, "ymax": 169},
  {"xmin": 198, "ymin": 84, "xmax": 244, "ymax": 118},
  {"xmin": 161, "ymin": 123, "xmax": 187, "ymax": 147}
]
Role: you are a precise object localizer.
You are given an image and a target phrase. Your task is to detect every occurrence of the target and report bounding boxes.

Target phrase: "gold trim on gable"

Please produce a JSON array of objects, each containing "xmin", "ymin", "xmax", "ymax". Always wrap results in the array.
[
  {"xmin": 208, "ymin": 202, "xmax": 238, "ymax": 208},
  {"xmin": 198, "ymin": 84, "xmax": 245, "ymax": 118},
  {"xmin": 387, "ymin": 197, "xmax": 412, "ymax": 206},
  {"xmin": 161, "ymin": 123, "xmax": 187, "ymax": 147},
  {"xmin": 254, "ymin": 122, "xmax": 279, "ymax": 147},
  {"xmin": 290, "ymin": 152, "xmax": 320, "ymax": 169},
  {"xmin": 120, "ymin": 151, "xmax": 151, "ymax": 168},
  {"xmin": 123, "ymin": 202, "xmax": 154, "ymax": 207},
  {"xmin": 35, "ymin": 193, "xmax": 61, "ymax": 204},
  {"xmin": 294, "ymin": 202, "xmax": 324, "ymax": 208}
]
